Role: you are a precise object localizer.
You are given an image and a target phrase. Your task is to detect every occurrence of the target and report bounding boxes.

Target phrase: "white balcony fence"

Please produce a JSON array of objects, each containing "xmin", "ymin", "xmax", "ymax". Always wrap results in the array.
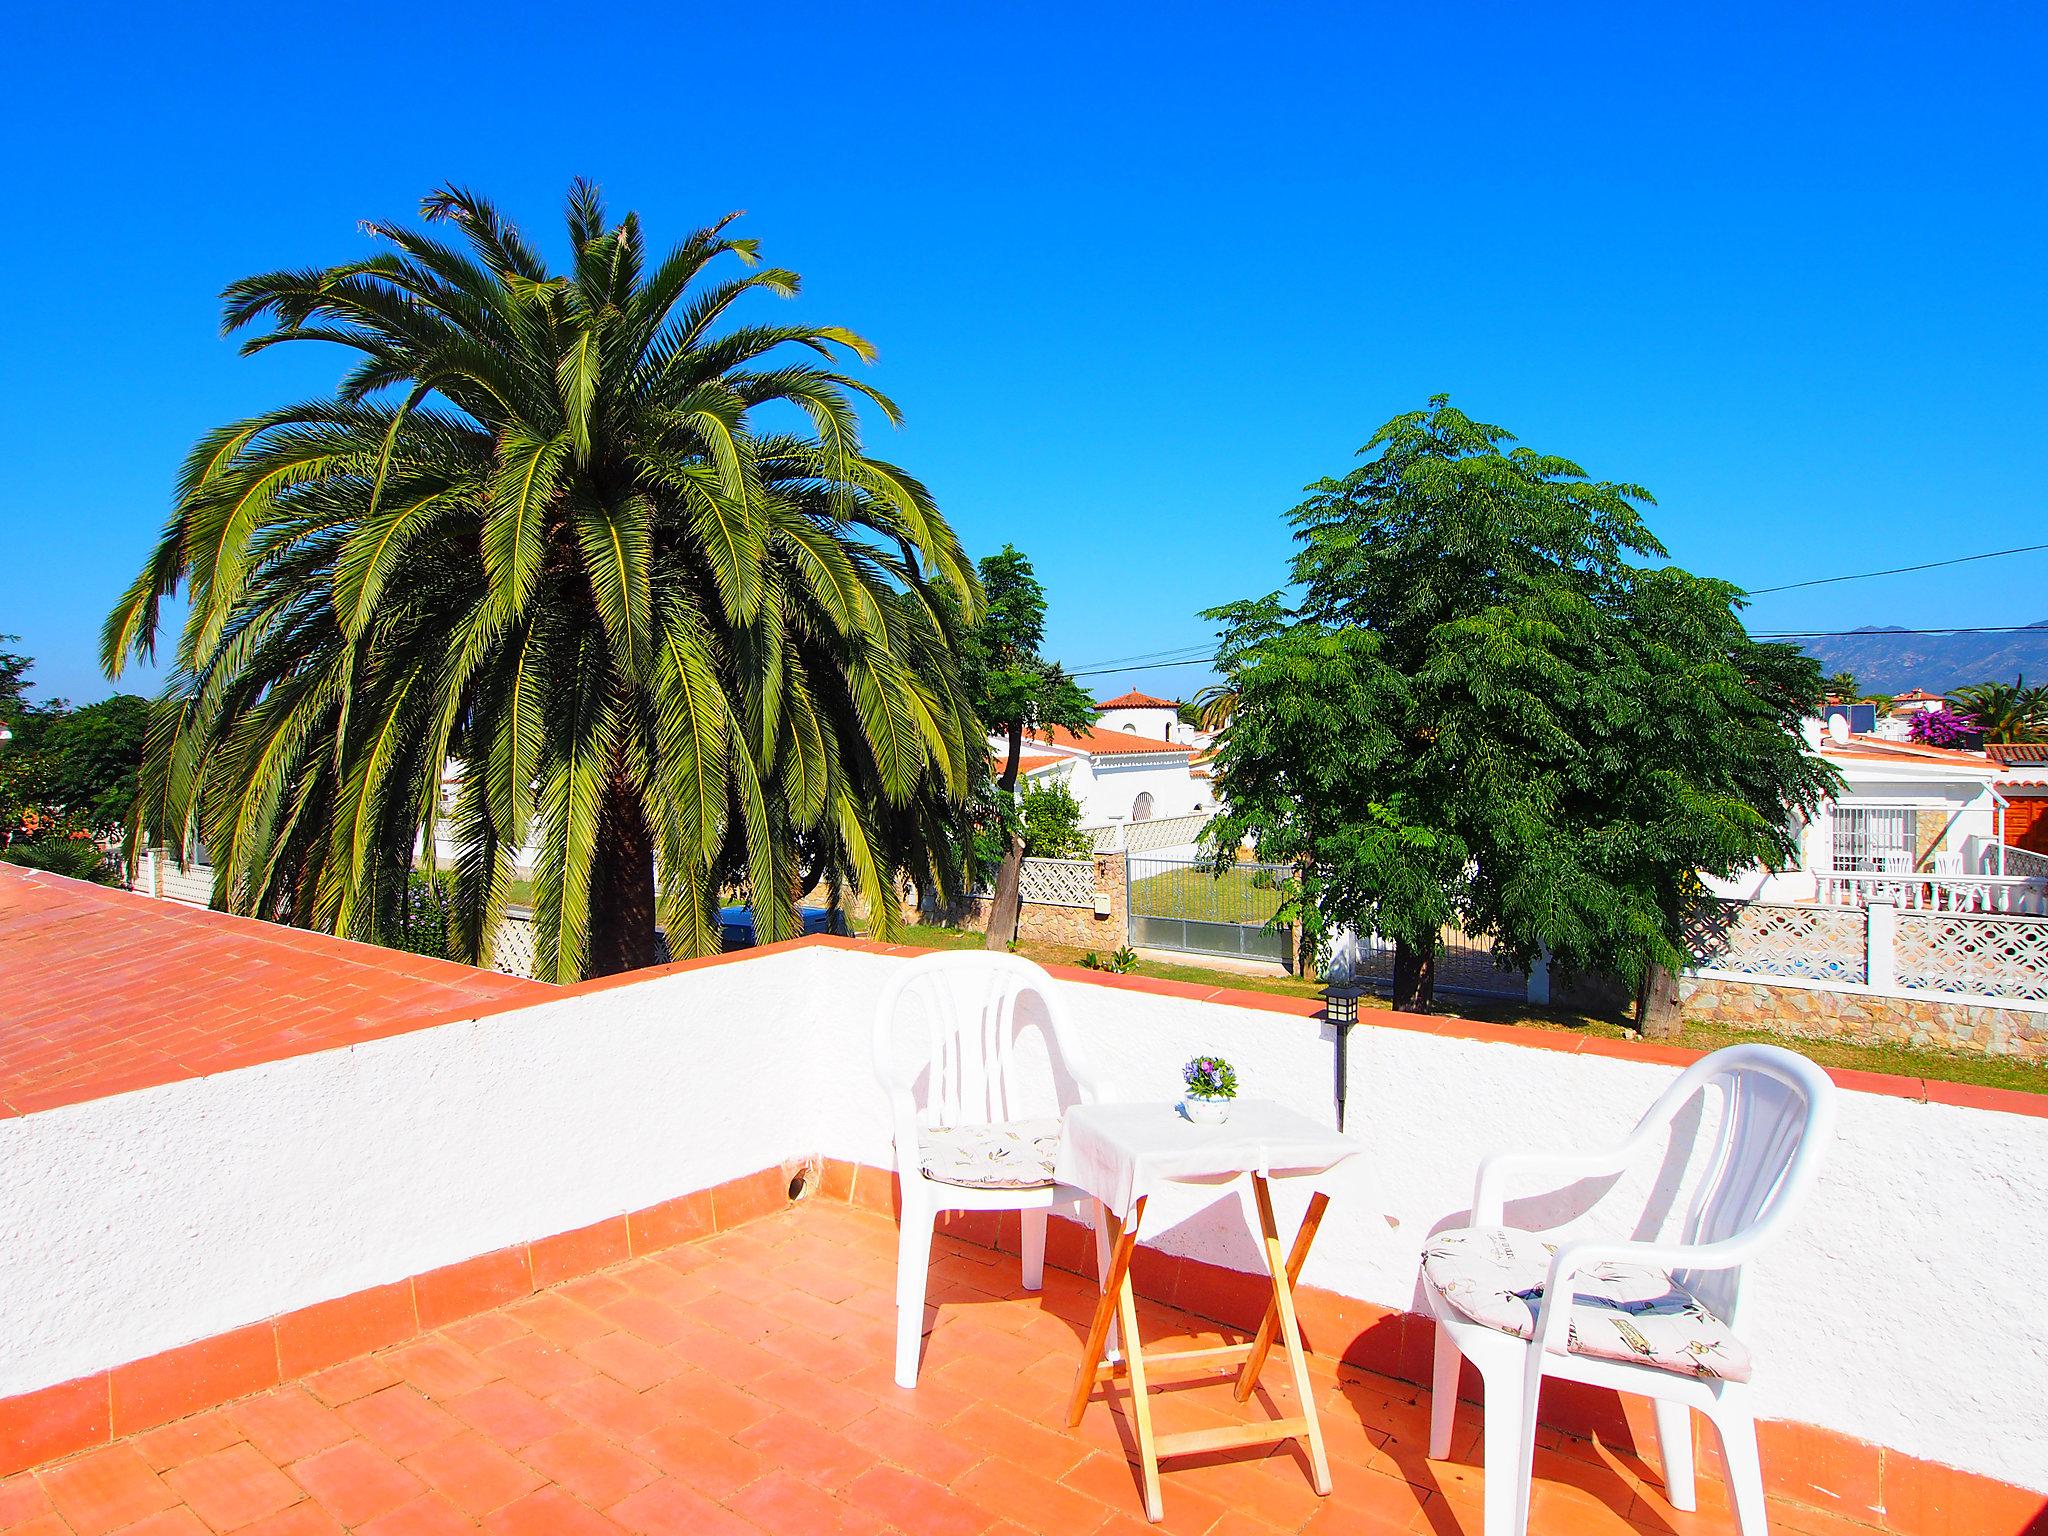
[
  {"xmin": 1085, "ymin": 811, "xmax": 1218, "ymax": 855},
  {"xmin": 1813, "ymin": 868, "xmax": 2048, "ymax": 915}
]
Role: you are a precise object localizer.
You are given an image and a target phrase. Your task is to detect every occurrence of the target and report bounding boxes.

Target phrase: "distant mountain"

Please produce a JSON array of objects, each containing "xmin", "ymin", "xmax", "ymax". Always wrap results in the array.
[{"xmin": 1799, "ymin": 622, "xmax": 2048, "ymax": 696}]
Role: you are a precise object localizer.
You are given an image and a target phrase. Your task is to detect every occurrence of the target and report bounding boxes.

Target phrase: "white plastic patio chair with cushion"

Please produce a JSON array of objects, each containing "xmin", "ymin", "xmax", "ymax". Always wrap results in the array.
[
  {"xmin": 872, "ymin": 951, "xmax": 1114, "ymax": 1388},
  {"xmin": 1420, "ymin": 1043, "xmax": 1837, "ymax": 1536}
]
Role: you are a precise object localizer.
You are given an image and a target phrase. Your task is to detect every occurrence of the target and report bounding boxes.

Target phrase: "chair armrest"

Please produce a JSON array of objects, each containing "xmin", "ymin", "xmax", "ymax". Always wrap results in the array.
[{"xmin": 1524, "ymin": 1233, "xmax": 1759, "ymax": 1357}]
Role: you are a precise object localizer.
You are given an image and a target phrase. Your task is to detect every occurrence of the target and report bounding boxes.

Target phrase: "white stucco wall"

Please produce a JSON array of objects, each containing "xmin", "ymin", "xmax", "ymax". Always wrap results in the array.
[
  {"xmin": 0, "ymin": 949, "xmax": 830, "ymax": 1397},
  {"xmin": 5, "ymin": 941, "xmax": 2044, "ymax": 1492},
  {"xmin": 1050, "ymin": 754, "xmax": 1212, "ymax": 825}
]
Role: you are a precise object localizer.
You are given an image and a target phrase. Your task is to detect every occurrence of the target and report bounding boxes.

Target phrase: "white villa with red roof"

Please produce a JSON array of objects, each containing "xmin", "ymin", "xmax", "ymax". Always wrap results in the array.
[
  {"xmin": 1704, "ymin": 719, "xmax": 2048, "ymax": 909},
  {"xmin": 995, "ymin": 691, "xmax": 1216, "ymax": 828}
]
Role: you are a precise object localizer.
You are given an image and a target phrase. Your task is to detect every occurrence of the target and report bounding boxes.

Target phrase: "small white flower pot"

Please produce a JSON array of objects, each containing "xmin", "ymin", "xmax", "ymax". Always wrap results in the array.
[{"xmin": 1181, "ymin": 1095, "xmax": 1231, "ymax": 1125}]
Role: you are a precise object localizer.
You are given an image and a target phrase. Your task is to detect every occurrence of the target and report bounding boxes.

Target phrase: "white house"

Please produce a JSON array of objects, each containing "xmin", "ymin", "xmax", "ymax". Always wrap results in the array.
[
  {"xmin": 1703, "ymin": 720, "xmax": 2045, "ymax": 911},
  {"xmin": 1091, "ymin": 689, "xmax": 1209, "ymax": 747},
  {"xmin": 996, "ymin": 722, "xmax": 1212, "ymax": 827}
]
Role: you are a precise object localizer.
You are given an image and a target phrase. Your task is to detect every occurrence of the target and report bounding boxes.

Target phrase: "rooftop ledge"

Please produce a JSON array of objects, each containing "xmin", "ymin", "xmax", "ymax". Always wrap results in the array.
[{"xmin": 2, "ymin": 865, "xmax": 2046, "ymax": 1533}]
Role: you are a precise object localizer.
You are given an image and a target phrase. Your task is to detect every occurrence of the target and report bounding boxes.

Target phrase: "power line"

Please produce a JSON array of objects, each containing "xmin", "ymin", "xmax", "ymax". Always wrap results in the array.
[
  {"xmin": 1070, "ymin": 623, "xmax": 2048, "ymax": 680},
  {"xmin": 1748, "ymin": 543, "xmax": 2048, "ymax": 595}
]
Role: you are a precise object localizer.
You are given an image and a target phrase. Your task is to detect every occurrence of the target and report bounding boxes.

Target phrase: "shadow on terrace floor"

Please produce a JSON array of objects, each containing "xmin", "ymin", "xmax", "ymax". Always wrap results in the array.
[{"xmin": 2, "ymin": 1200, "xmax": 1830, "ymax": 1536}]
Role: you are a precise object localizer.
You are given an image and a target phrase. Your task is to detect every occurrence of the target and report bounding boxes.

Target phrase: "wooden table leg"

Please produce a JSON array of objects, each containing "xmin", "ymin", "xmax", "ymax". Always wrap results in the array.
[
  {"xmin": 1234, "ymin": 1189, "xmax": 1329, "ymax": 1401},
  {"xmin": 1067, "ymin": 1197, "xmax": 1145, "ymax": 1429},
  {"xmin": 1249, "ymin": 1176, "xmax": 1332, "ymax": 1495},
  {"xmin": 1114, "ymin": 1250, "xmax": 1163, "ymax": 1521}
]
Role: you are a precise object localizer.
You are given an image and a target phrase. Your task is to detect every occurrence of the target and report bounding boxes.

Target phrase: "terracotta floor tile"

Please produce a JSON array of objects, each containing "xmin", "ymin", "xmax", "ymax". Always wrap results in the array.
[
  {"xmin": 480, "ymin": 1485, "xmax": 623, "ymax": 1536},
  {"xmin": 359, "ymin": 1494, "xmax": 483, "ymax": 1536},
  {"xmin": 161, "ymin": 1442, "xmax": 302, "ymax": 1530},
  {"xmin": 404, "ymin": 1430, "xmax": 543, "ymax": 1517},
  {"xmin": 130, "ymin": 1411, "xmax": 241, "ymax": 1472},
  {"xmin": 0, "ymin": 1475, "xmax": 53, "ymax": 1526},
  {"xmin": 477, "ymin": 1336, "xmax": 599, "ymax": 1399},
  {"xmin": 96, "ymin": 1508, "xmax": 211, "ymax": 1536},
  {"xmin": 503, "ymin": 1294, "xmax": 613, "ymax": 1351},
  {"xmin": 627, "ymin": 1417, "xmax": 773, "ymax": 1498},
  {"xmin": 517, "ymin": 1429, "xmax": 656, "ymax": 1509},
  {"xmin": 388, "ymin": 1338, "xmax": 499, "ymax": 1402},
  {"xmin": 441, "ymin": 1314, "xmax": 528, "ymax": 1356},
  {"xmin": 606, "ymin": 1477, "xmax": 760, "ymax": 1536},
  {"xmin": 544, "ymin": 1376, "xmax": 666, "ymax": 1445},
  {"xmin": 445, "ymin": 1383, "xmax": 574, "ymax": 1451},
  {"xmin": 303, "ymin": 1356, "xmax": 403, "ymax": 1408},
  {"xmin": 841, "ymin": 1405, "xmax": 986, "ymax": 1485},
  {"xmin": 737, "ymin": 1409, "xmax": 882, "ymax": 1493},
  {"xmin": 571, "ymin": 1332, "xmax": 676, "ymax": 1393},
  {"xmin": 954, "ymin": 1456, "xmax": 1117, "ymax": 1533},
  {"xmin": 726, "ymin": 1469, "xmax": 886, "ymax": 1536},
  {"xmin": 290, "ymin": 1438, "xmax": 427, "ymax": 1526},
  {"xmin": 845, "ymin": 1462, "xmax": 994, "ymax": 1536},
  {"xmin": 37, "ymin": 1444, "xmax": 176, "ymax": 1536},
  {"xmin": 229, "ymin": 1388, "xmax": 353, "ymax": 1465},
  {"xmin": 0, "ymin": 1208, "xmax": 1891, "ymax": 1536},
  {"xmin": 341, "ymin": 1385, "xmax": 463, "ymax": 1459},
  {"xmin": 234, "ymin": 1501, "xmax": 347, "ymax": 1535}
]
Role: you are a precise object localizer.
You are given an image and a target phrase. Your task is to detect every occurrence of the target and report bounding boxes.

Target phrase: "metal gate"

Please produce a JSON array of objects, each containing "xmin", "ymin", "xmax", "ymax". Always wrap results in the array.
[{"xmin": 1127, "ymin": 855, "xmax": 1294, "ymax": 963}]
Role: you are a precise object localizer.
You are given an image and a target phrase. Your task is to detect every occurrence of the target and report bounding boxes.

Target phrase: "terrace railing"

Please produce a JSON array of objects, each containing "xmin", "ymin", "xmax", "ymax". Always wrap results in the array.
[{"xmin": 1814, "ymin": 869, "xmax": 2048, "ymax": 915}]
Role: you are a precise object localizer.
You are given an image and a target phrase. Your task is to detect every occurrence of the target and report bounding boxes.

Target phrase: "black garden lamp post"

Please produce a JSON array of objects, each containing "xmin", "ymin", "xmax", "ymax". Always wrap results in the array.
[{"xmin": 1325, "ymin": 982, "xmax": 1362, "ymax": 1131}]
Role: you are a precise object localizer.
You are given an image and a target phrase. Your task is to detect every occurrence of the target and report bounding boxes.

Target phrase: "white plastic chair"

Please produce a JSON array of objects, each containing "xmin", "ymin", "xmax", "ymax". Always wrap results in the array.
[
  {"xmin": 1420, "ymin": 1044, "xmax": 1837, "ymax": 1536},
  {"xmin": 872, "ymin": 951, "xmax": 1113, "ymax": 1388}
]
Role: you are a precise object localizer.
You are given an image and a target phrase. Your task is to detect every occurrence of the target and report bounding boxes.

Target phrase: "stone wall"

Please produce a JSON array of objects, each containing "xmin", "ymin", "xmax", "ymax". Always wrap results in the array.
[
  {"xmin": 1680, "ymin": 974, "xmax": 2048, "ymax": 1061},
  {"xmin": 960, "ymin": 851, "xmax": 1129, "ymax": 952}
]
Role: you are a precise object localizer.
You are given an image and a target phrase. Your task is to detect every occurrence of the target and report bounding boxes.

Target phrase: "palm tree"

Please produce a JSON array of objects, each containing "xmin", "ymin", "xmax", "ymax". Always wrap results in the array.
[
  {"xmin": 1179, "ymin": 681, "xmax": 1236, "ymax": 733},
  {"xmin": 104, "ymin": 182, "xmax": 982, "ymax": 981},
  {"xmin": 1822, "ymin": 669, "xmax": 1859, "ymax": 701},
  {"xmin": 1948, "ymin": 676, "xmax": 2048, "ymax": 744}
]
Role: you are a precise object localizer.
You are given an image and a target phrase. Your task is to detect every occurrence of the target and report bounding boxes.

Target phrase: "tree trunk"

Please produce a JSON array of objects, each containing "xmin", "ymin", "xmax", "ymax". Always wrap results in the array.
[
  {"xmin": 586, "ymin": 776, "xmax": 660, "ymax": 978},
  {"xmin": 984, "ymin": 833, "xmax": 1025, "ymax": 951},
  {"xmin": 997, "ymin": 717, "xmax": 1026, "ymax": 795},
  {"xmin": 1638, "ymin": 962, "xmax": 1683, "ymax": 1040},
  {"xmin": 1392, "ymin": 937, "xmax": 1436, "ymax": 1014}
]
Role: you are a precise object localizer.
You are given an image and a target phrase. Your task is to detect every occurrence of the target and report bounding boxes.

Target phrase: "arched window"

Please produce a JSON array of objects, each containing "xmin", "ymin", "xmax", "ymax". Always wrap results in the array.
[{"xmin": 1132, "ymin": 792, "xmax": 1154, "ymax": 822}]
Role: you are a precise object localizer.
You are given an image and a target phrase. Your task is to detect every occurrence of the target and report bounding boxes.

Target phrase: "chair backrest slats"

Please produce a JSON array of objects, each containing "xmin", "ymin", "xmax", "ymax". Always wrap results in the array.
[
  {"xmin": 1645, "ymin": 1044, "xmax": 1835, "ymax": 1323},
  {"xmin": 875, "ymin": 953, "xmax": 1100, "ymax": 1136}
]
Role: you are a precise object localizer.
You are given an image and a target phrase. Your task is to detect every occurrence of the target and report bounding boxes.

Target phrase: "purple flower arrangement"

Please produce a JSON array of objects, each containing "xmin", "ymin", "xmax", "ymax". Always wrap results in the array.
[{"xmin": 1182, "ymin": 1055, "xmax": 1239, "ymax": 1101}]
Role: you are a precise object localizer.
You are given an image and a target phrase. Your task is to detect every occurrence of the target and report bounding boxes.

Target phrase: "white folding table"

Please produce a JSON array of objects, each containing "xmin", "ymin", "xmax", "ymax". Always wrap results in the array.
[{"xmin": 1056, "ymin": 1100, "xmax": 1359, "ymax": 1522}]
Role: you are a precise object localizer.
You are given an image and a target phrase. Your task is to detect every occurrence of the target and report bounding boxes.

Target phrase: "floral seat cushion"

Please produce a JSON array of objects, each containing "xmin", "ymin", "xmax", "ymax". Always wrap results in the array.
[
  {"xmin": 1421, "ymin": 1226, "xmax": 1752, "ymax": 1382},
  {"xmin": 918, "ymin": 1118, "xmax": 1062, "ymax": 1190}
]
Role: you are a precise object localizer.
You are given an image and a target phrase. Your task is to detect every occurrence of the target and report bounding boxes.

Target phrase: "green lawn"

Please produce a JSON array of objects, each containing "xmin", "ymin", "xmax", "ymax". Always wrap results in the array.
[
  {"xmin": 1128, "ymin": 863, "xmax": 1288, "ymax": 924},
  {"xmin": 901, "ymin": 923, "xmax": 2048, "ymax": 1096}
]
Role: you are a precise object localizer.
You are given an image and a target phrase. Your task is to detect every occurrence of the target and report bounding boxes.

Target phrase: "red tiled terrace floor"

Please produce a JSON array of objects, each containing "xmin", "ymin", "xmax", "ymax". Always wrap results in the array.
[{"xmin": 0, "ymin": 1202, "xmax": 1878, "ymax": 1536}]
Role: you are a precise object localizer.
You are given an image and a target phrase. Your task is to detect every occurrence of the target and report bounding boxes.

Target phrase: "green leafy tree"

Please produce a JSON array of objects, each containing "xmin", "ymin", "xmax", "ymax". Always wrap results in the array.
[
  {"xmin": 955, "ymin": 545, "xmax": 1094, "ymax": 945},
  {"xmin": 1823, "ymin": 670, "xmax": 1859, "ymax": 701},
  {"xmin": 1948, "ymin": 677, "xmax": 2047, "ymax": 744},
  {"xmin": 1205, "ymin": 398, "xmax": 1837, "ymax": 1028},
  {"xmin": 1018, "ymin": 779, "xmax": 1089, "ymax": 858},
  {"xmin": 103, "ymin": 182, "xmax": 982, "ymax": 980}
]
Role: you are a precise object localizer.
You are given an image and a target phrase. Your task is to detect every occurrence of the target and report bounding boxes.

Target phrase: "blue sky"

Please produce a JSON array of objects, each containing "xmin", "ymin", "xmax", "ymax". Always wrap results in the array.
[{"xmin": 4, "ymin": 2, "xmax": 2044, "ymax": 706}]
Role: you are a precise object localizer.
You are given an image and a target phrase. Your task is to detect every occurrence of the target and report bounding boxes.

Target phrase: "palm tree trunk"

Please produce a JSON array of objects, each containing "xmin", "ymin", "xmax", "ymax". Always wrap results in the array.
[
  {"xmin": 984, "ymin": 832, "xmax": 1025, "ymax": 951},
  {"xmin": 1392, "ymin": 937, "xmax": 1436, "ymax": 1014},
  {"xmin": 587, "ymin": 775, "xmax": 659, "ymax": 978}
]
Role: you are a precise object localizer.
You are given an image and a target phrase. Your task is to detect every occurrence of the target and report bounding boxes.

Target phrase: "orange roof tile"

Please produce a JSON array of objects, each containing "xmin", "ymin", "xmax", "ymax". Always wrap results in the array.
[
  {"xmin": 1988, "ymin": 742, "xmax": 2048, "ymax": 765},
  {"xmin": 1095, "ymin": 690, "xmax": 1180, "ymax": 710},
  {"xmin": 1020, "ymin": 724, "xmax": 1191, "ymax": 757},
  {"xmin": 0, "ymin": 866, "xmax": 550, "ymax": 1117},
  {"xmin": 1819, "ymin": 734, "xmax": 1998, "ymax": 772}
]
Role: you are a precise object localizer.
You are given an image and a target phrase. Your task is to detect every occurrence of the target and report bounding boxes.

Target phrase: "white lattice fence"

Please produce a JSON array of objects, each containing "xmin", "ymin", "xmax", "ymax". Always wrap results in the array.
[
  {"xmin": 1895, "ymin": 912, "xmax": 2048, "ymax": 1001},
  {"xmin": 1124, "ymin": 813, "xmax": 1219, "ymax": 855},
  {"xmin": 1685, "ymin": 900, "xmax": 1867, "ymax": 983},
  {"xmin": 1017, "ymin": 857, "xmax": 1095, "ymax": 908},
  {"xmin": 488, "ymin": 913, "xmax": 538, "ymax": 979}
]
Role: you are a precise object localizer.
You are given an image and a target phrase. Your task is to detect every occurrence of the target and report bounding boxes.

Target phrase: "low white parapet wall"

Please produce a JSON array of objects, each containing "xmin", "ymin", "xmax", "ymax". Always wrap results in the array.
[{"xmin": 2, "ymin": 937, "xmax": 2042, "ymax": 1496}]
